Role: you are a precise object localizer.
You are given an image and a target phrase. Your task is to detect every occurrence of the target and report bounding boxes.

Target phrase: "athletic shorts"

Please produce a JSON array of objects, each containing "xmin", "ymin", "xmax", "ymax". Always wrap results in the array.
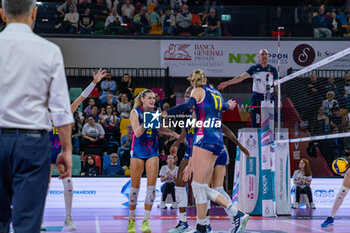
[
  {"xmin": 214, "ymin": 146, "xmax": 229, "ymax": 167},
  {"xmin": 194, "ymin": 139, "xmax": 223, "ymax": 156},
  {"xmin": 51, "ymin": 148, "xmax": 60, "ymax": 164},
  {"xmin": 130, "ymin": 153, "xmax": 158, "ymax": 161}
]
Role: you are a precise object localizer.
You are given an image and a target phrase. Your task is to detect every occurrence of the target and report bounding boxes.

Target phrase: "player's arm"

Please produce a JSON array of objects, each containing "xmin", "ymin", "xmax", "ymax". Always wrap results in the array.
[
  {"xmin": 222, "ymin": 124, "xmax": 250, "ymax": 158},
  {"xmin": 162, "ymin": 88, "xmax": 203, "ymax": 117},
  {"xmin": 218, "ymin": 72, "xmax": 250, "ymax": 90},
  {"xmin": 71, "ymin": 68, "xmax": 107, "ymax": 113},
  {"xmin": 130, "ymin": 109, "xmax": 146, "ymax": 137},
  {"xmin": 159, "ymin": 127, "xmax": 180, "ymax": 139},
  {"xmin": 170, "ymin": 130, "xmax": 186, "ymax": 154}
]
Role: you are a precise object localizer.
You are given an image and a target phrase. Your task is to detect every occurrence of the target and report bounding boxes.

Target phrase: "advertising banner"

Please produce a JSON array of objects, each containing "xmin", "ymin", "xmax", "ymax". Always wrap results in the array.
[{"xmin": 160, "ymin": 40, "xmax": 350, "ymax": 77}]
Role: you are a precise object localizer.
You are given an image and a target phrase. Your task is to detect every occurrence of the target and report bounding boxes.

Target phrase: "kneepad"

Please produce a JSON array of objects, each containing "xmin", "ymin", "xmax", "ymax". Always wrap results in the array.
[
  {"xmin": 206, "ymin": 187, "xmax": 220, "ymax": 202},
  {"xmin": 191, "ymin": 181, "xmax": 207, "ymax": 205},
  {"xmin": 175, "ymin": 186, "xmax": 188, "ymax": 208},
  {"xmin": 145, "ymin": 186, "xmax": 156, "ymax": 205},
  {"xmin": 129, "ymin": 187, "xmax": 140, "ymax": 206},
  {"xmin": 63, "ymin": 178, "xmax": 73, "ymax": 192},
  {"xmin": 337, "ymin": 186, "xmax": 349, "ymax": 200}
]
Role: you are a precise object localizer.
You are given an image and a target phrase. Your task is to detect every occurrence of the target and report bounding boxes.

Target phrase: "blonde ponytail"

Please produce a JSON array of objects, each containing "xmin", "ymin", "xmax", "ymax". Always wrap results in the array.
[{"xmin": 187, "ymin": 69, "xmax": 206, "ymax": 88}]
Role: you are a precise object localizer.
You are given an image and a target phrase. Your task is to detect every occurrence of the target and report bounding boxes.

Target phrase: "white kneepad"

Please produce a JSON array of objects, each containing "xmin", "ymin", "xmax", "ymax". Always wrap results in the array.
[
  {"xmin": 145, "ymin": 186, "xmax": 156, "ymax": 205},
  {"xmin": 192, "ymin": 181, "xmax": 207, "ymax": 205},
  {"xmin": 206, "ymin": 187, "xmax": 220, "ymax": 202},
  {"xmin": 175, "ymin": 186, "xmax": 188, "ymax": 208},
  {"xmin": 129, "ymin": 187, "xmax": 140, "ymax": 206},
  {"xmin": 337, "ymin": 186, "xmax": 349, "ymax": 200},
  {"xmin": 63, "ymin": 178, "xmax": 73, "ymax": 192}
]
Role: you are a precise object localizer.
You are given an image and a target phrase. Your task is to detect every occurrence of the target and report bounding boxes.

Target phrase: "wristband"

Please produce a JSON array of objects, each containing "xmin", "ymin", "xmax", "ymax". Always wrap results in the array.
[{"xmin": 81, "ymin": 82, "xmax": 96, "ymax": 98}]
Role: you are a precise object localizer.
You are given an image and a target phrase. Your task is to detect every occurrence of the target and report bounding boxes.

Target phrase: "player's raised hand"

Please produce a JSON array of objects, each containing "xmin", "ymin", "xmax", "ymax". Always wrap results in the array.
[
  {"xmin": 227, "ymin": 99, "xmax": 237, "ymax": 110},
  {"xmin": 93, "ymin": 68, "xmax": 107, "ymax": 84},
  {"xmin": 218, "ymin": 81, "xmax": 229, "ymax": 90},
  {"xmin": 161, "ymin": 111, "xmax": 168, "ymax": 118}
]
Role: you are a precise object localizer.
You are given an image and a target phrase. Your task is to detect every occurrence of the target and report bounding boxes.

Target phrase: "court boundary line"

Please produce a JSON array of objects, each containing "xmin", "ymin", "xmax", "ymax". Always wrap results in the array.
[
  {"xmin": 281, "ymin": 219, "xmax": 327, "ymax": 233},
  {"xmin": 95, "ymin": 215, "xmax": 101, "ymax": 233}
]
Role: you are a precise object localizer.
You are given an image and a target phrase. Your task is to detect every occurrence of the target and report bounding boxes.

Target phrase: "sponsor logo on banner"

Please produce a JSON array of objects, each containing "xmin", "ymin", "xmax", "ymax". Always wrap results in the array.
[
  {"xmin": 262, "ymin": 173, "xmax": 273, "ymax": 200},
  {"xmin": 293, "ymin": 44, "xmax": 316, "ymax": 66},
  {"xmin": 248, "ymin": 176, "xmax": 255, "ymax": 200},
  {"xmin": 246, "ymin": 135, "xmax": 257, "ymax": 149},
  {"xmin": 164, "ymin": 44, "xmax": 192, "ymax": 60},
  {"xmin": 229, "ymin": 53, "xmax": 256, "ymax": 64}
]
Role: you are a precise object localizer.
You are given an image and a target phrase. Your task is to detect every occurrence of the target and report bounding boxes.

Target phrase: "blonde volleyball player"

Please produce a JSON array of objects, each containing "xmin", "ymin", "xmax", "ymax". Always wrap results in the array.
[
  {"xmin": 127, "ymin": 89, "xmax": 179, "ymax": 233},
  {"xmin": 321, "ymin": 156, "xmax": 350, "ymax": 227},
  {"xmin": 42, "ymin": 68, "xmax": 107, "ymax": 230}
]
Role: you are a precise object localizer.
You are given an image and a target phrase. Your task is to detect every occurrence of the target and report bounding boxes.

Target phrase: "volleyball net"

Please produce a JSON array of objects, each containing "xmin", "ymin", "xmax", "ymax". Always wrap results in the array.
[{"xmin": 275, "ymin": 47, "xmax": 350, "ymax": 144}]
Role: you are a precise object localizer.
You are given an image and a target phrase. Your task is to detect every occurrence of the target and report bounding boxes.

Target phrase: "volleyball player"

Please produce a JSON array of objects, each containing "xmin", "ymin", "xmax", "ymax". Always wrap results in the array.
[
  {"xmin": 127, "ymin": 89, "xmax": 179, "ymax": 233},
  {"xmin": 162, "ymin": 69, "xmax": 249, "ymax": 233},
  {"xmin": 321, "ymin": 156, "xmax": 350, "ymax": 227},
  {"xmin": 42, "ymin": 68, "xmax": 106, "ymax": 230}
]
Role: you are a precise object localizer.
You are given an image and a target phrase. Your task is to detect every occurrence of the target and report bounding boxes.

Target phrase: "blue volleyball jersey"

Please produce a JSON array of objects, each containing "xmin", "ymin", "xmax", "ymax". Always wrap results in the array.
[
  {"xmin": 130, "ymin": 106, "xmax": 159, "ymax": 159},
  {"xmin": 194, "ymin": 85, "xmax": 224, "ymax": 147},
  {"xmin": 49, "ymin": 126, "xmax": 61, "ymax": 164},
  {"xmin": 246, "ymin": 64, "xmax": 278, "ymax": 95}
]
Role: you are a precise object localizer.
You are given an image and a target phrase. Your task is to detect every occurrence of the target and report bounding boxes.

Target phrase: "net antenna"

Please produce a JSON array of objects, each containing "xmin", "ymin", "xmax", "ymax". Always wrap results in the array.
[
  {"xmin": 276, "ymin": 27, "xmax": 284, "ymax": 141},
  {"xmin": 275, "ymin": 47, "xmax": 350, "ymax": 143}
]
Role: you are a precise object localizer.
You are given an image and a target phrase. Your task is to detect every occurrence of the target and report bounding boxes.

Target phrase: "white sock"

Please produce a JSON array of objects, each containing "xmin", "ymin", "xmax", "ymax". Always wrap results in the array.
[
  {"xmin": 225, "ymin": 203, "xmax": 238, "ymax": 217},
  {"xmin": 143, "ymin": 210, "xmax": 151, "ymax": 221},
  {"xmin": 129, "ymin": 210, "xmax": 135, "ymax": 220},
  {"xmin": 205, "ymin": 216, "xmax": 210, "ymax": 225},
  {"xmin": 197, "ymin": 218, "xmax": 206, "ymax": 226},
  {"xmin": 179, "ymin": 212, "xmax": 187, "ymax": 222},
  {"xmin": 62, "ymin": 178, "xmax": 73, "ymax": 217},
  {"xmin": 214, "ymin": 186, "xmax": 236, "ymax": 219}
]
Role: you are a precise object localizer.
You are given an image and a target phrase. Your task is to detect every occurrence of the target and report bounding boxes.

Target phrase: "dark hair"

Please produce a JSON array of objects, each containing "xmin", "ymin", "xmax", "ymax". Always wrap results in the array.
[
  {"xmin": 2, "ymin": 0, "xmax": 36, "ymax": 18},
  {"xmin": 86, "ymin": 155, "xmax": 95, "ymax": 166}
]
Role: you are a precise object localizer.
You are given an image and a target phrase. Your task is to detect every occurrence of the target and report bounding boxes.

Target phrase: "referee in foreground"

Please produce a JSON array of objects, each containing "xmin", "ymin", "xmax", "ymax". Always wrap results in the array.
[{"xmin": 0, "ymin": 1, "xmax": 74, "ymax": 232}]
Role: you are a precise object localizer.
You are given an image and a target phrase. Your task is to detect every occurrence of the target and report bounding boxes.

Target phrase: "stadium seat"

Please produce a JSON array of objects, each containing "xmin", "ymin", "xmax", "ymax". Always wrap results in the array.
[
  {"xmin": 340, "ymin": 108, "xmax": 348, "ymax": 117},
  {"xmin": 69, "ymin": 87, "xmax": 82, "ymax": 102},
  {"xmin": 94, "ymin": 22, "xmax": 105, "ymax": 35},
  {"xmin": 152, "ymin": 88, "xmax": 165, "ymax": 100},
  {"xmin": 121, "ymin": 129, "xmax": 128, "ymax": 138},
  {"xmin": 72, "ymin": 154, "xmax": 81, "ymax": 176},
  {"xmin": 120, "ymin": 118, "xmax": 131, "ymax": 133},
  {"xmin": 134, "ymin": 88, "xmax": 146, "ymax": 97},
  {"xmin": 150, "ymin": 24, "xmax": 162, "ymax": 35},
  {"xmin": 89, "ymin": 87, "xmax": 100, "ymax": 98},
  {"xmin": 103, "ymin": 154, "xmax": 111, "ymax": 168}
]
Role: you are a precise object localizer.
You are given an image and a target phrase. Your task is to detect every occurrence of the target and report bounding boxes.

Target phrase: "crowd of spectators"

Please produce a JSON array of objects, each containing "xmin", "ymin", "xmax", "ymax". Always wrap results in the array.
[
  {"xmin": 70, "ymin": 72, "xmax": 179, "ymax": 177},
  {"xmin": 303, "ymin": 72, "xmax": 350, "ymax": 171}
]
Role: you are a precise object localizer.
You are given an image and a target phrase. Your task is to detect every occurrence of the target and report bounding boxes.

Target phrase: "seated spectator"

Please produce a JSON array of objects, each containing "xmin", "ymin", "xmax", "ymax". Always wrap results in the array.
[
  {"xmin": 133, "ymin": 6, "xmax": 151, "ymax": 35},
  {"xmin": 118, "ymin": 124, "xmax": 132, "ymax": 168},
  {"xmin": 342, "ymin": 73, "xmax": 350, "ymax": 108},
  {"xmin": 56, "ymin": 0, "xmax": 78, "ymax": 29},
  {"xmin": 175, "ymin": 5, "xmax": 192, "ymax": 35},
  {"xmin": 102, "ymin": 153, "xmax": 124, "ymax": 176},
  {"xmin": 117, "ymin": 93, "xmax": 132, "ymax": 118},
  {"xmin": 329, "ymin": 106, "xmax": 342, "ymax": 130},
  {"xmin": 191, "ymin": 11, "xmax": 202, "ymax": 36},
  {"xmin": 121, "ymin": 0, "xmax": 135, "ymax": 23},
  {"xmin": 202, "ymin": 8, "xmax": 221, "ymax": 37},
  {"xmin": 78, "ymin": 0, "xmax": 92, "ymax": 14},
  {"xmin": 106, "ymin": 0, "xmax": 119, "ymax": 11},
  {"xmin": 292, "ymin": 159, "xmax": 316, "ymax": 209},
  {"xmin": 271, "ymin": 6, "xmax": 289, "ymax": 36},
  {"xmin": 100, "ymin": 72, "xmax": 117, "ymax": 99},
  {"xmin": 89, "ymin": 105, "xmax": 100, "ymax": 122},
  {"xmin": 100, "ymin": 105, "xmax": 121, "ymax": 141},
  {"xmin": 325, "ymin": 75, "xmax": 341, "ymax": 101},
  {"xmin": 155, "ymin": 92, "xmax": 163, "ymax": 109},
  {"xmin": 105, "ymin": 7, "xmax": 124, "ymax": 35},
  {"xmin": 101, "ymin": 93, "xmax": 118, "ymax": 111},
  {"xmin": 81, "ymin": 116, "xmax": 108, "ymax": 157},
  {"xmin": 79, "ymin": 8, "xmax": 94, "ymax": 34},
  {"xmin": 330, "ymin": 9, "xmax": 343, "ymax": 37},
  {"xmin": 118, "ymin": 73, "xmax": 133, "ymax": 100},
  {"xmin": 316, "ymin": 107, "xmax": 330, "ymax": 133},
  {"xmin": 160, "ymin": 8, "xmax": 176, "ymax": 36},
  {"xmin": 63, "ymin": 4, "xmax": 80, "ymax": 34},
  {"xmin": 159, "ymin": 154, "xmax": 178, "ymax": 209},
  {"xmin": 322, "ymin": 91, "xmax": 339, "ymax": 116},
  {"xmin": 81, "ymin": 154, "xmax": 100, "ymax": 176},
  {"xmin": 312, "ymin": 7, "xmax": 332, "ymax": 38},
  {"xmin": 84, "ymin": 98, "xmax": 96, "ymax": 116},
  {"xmin": 93, "ymin": 0, "xmax": 108, "ymax": 22}
]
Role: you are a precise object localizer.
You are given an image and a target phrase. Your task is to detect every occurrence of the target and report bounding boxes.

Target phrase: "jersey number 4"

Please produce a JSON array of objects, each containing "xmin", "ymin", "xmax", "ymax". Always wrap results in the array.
[{"xmin": 211, "ymin": 93, "xmax": 222, "ymax": 111}]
